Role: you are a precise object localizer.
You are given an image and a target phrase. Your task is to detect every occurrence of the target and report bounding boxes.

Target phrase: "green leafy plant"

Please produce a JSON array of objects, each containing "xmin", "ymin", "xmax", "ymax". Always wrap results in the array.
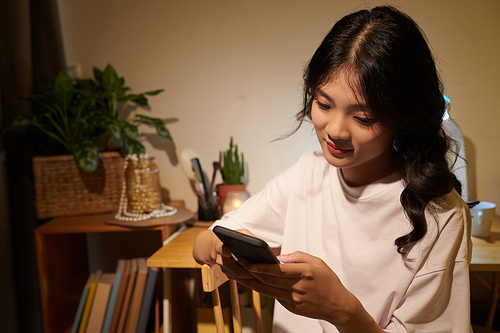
[
  {"xmin": 219, "ymin": 136, "xmax": 245, "ymax": 185},
  {"xmin": 1, "ymin": 64, "xmax": 171, "ymax": 172}
]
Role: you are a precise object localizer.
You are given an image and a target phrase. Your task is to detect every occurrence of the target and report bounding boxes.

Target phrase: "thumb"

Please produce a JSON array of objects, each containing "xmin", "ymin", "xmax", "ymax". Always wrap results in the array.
[{"xmin": 277, "ymin": 251, "xmax": 323, "ymax": 266}]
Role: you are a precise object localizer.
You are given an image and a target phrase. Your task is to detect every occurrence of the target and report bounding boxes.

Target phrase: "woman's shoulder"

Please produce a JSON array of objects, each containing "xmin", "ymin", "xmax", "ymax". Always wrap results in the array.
[
  {"xmin": 422, "ymin": 190, "xmax": 470, "ymax": 240},
  {"xmin": 408, "ymin": 190, "xmax": 471, "ymax": 274},
  {"xmin": 433, "ymin": 190, "xmax": 470, "ymax": 224}
]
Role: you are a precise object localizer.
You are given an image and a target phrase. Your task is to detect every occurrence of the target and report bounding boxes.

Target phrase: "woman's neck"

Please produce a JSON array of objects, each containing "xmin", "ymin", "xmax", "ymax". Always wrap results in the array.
[{"xmin": 341, "ymin": 148, "xmax": 396, "ymax": 187}]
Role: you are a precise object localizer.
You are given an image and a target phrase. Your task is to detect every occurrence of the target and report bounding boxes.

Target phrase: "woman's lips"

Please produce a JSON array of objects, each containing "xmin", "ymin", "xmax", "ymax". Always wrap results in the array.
[{"xmin": 326, "ymin": 141, "xmax": 353, "ymax": 155}]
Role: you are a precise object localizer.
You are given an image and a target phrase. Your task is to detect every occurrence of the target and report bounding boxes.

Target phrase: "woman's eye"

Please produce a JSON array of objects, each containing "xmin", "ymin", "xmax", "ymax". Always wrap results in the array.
[
  {"xmin": 355, "ymin": 117, "xmax": 376, "ymax": 127},
  {"xmin": 315, "ymin": 100, "xmax": 330, "ymax": 111}
]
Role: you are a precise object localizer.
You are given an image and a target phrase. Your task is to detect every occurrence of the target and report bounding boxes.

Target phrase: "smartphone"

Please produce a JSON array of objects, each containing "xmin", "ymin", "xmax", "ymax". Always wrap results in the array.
[{"xmin": 213, "ymin": 226, "xmax": 279, "ymax": 264}]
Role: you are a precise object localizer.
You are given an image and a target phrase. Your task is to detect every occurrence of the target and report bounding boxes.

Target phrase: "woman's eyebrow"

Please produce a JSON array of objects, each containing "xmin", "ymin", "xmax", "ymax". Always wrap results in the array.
[
  {"xmin": 316, "ymin": 89, "xmax": 334, "ymax": 103},
  {"xmin": 316, "ymin": 88, "xmax": 370, "ymax": 112},
  {"xmin": 347, "ymin": 104, "xmax": 371, "ymax": 113}
]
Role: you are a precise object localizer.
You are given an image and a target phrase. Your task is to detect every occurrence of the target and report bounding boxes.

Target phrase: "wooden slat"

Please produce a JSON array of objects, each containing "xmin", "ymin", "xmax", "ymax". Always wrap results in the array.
[
  {"xmin": 252, "ymin": 290, "xmax": 263, "ymax": 333},
  {"xmin": 201, "ymin": 264, "xmax": 228, "ymax": 292},
  {"xmin": 229, "ymin": 280, "xmax": 242, "ymax": 333},
  {"xmin": 211, "ymin": 287, "xmax": 225, "ymax": 333}
]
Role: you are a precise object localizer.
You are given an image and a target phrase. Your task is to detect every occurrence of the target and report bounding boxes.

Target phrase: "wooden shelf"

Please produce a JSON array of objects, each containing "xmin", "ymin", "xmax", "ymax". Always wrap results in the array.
[{"xmin": 35, "ymin": 201, "xmax": 184, "ymax": 333}]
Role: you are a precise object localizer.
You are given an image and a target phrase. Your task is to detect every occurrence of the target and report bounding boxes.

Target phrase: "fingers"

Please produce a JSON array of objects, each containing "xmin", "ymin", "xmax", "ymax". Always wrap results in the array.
[
  {"xmin": 244, "ymin": 251, "xmax": 329, "ymax": 289},
  {"xmin": 236, "ymin": 258, "xmax": 298, "ymax": 289},
  {"xmin": 235, "ymin": 229, "xmax": 256, "ymax": 237},
  {"xmin": 278, "ymin": 251, "xmax": 325, "ymax": 266},
  {"xmin": 248, "ymin": 251, "xmax": 324, "ymax": 278},
  {"xmin": 224, "ymin": 250, "xmax": 346, "ymax": 322},
  {"xmin": 214, "ymin": 228, "xmax": 259, "ymax": 279},
  {"xmin": 215, "ymin": 241, "xmax": 231, "ymax": 259},
  {"xmin": 233, "ymin": 275, "xmax": 293, "ymax": 302},
  {"xmin": 217, "ymin": 248, "xmax": 328, "ymax": 300},
  {"xmin": 217, "ymin": 253, "xmax": 255, "ymax": 280}
]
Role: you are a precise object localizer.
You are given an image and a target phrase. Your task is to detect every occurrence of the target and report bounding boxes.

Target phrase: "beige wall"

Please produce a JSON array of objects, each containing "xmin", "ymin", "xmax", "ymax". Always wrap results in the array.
[{"xmin": 57, "ymin": 0, "xmax": 500, "ymax": 213}]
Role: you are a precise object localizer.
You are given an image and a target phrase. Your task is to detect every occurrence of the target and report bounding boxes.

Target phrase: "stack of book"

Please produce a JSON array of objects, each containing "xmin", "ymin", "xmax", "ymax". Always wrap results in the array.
[{"xmin": 71, "ymin": 257, "xmax": 159, "ymax": 333}]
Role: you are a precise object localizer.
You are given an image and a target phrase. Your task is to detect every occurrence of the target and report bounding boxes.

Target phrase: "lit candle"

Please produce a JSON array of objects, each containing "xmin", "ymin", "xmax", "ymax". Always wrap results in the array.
[{"xmin": 222, "ymin": 191, "xmax": 249, "ymax": 215}]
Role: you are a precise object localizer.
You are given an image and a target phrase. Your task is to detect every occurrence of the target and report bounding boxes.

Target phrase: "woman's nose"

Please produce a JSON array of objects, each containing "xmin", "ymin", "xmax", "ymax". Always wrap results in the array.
[{"xmin": 325, "ymin": 113, "xmax": 350, "ymax": 140}]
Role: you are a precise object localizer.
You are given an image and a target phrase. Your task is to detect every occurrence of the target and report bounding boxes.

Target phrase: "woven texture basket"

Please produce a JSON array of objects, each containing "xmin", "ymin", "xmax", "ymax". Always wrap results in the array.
[{"xmin": 32, "ymin": 151, "xmax": 124, "ymax": 219}]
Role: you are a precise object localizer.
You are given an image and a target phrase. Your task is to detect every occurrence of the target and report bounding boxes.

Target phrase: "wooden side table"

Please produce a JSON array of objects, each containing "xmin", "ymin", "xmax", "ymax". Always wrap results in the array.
[
  {"xmin": 147, "ymin": 226, "xmax": 207, "ymax": 333},
  {"xmin": 35, "ymin": 202, "xmax": 184, "ymax": 333}
]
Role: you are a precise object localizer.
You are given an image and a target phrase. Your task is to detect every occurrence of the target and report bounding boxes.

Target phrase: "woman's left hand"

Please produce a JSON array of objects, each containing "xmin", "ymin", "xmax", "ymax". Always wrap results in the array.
[{"xmin": 236, "ymin": 251, "xmax": 358, "ymax": 327}]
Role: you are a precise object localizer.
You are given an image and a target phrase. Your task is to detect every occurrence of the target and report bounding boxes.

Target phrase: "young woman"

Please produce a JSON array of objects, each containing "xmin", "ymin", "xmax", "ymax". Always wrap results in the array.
[{"xmin": 193, "ymin": 6, "xmax": 472, "ymax": 333}]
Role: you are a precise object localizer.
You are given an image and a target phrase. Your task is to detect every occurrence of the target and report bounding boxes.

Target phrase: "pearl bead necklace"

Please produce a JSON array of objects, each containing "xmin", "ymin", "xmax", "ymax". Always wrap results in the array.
[{"xmin": 115, "ymin": 154, "xmax": 177, "ymax": 221}]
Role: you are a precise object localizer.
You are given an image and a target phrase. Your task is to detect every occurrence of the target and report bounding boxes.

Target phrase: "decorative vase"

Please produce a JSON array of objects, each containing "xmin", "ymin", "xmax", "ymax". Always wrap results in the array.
[
  {"xmin": 124, "ymin": 154, "xmax": 163, "ymax": 214},
  {"xmin": 112, "ymin": 153, "xmax": 179, "ymax": 223},
  {"xmin": 216, "ymin": 183, "xmax": 246, "ymax": 210}
]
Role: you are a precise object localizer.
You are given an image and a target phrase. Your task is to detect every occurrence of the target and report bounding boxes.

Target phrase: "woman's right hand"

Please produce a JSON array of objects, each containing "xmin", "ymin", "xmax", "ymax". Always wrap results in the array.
[
  {"xmin": 192, "ymin": 228, "xmax": 257, "ymax": 280},
  {"xmin": 192, "ymin": 229, "xmax": 223, "ymax": 265}
]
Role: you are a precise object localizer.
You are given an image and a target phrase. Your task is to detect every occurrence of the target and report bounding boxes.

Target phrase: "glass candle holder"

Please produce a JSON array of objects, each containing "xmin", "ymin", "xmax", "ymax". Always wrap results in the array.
[{"xmin": 222, "ymin": 191, "xmax": 249, "ymax": 215}]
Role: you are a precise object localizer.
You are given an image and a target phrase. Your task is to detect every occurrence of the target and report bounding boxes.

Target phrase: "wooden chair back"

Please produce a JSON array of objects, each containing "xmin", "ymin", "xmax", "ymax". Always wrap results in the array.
[{"xmin": 201, "ymin": 264, "xmax": 264, "ymax": 333}]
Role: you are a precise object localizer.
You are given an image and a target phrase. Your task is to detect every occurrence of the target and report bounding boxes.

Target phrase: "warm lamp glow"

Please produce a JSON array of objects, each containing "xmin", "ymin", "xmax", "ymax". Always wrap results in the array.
[{"xmin": 222, "ymin": 191, "xmax": 249, "ymax": 215}]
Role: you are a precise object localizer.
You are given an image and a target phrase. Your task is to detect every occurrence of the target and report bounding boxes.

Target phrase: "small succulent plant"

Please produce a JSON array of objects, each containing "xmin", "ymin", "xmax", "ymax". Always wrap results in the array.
[{"xmin": 219, "ymin": 136, "xmax": 245, "ymax": 185}]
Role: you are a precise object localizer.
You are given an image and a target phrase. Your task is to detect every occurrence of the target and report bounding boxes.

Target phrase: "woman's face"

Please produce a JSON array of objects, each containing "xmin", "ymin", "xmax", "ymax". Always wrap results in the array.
[{"xmin": 311, "ymin": 76, "xmax": 396, "ymax": 186}]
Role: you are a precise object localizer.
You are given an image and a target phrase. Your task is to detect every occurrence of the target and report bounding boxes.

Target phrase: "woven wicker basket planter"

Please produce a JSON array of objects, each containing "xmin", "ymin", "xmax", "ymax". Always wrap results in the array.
[{"xmin": 32, "ymin": 151, "xmax": 124, "ymax": 219}]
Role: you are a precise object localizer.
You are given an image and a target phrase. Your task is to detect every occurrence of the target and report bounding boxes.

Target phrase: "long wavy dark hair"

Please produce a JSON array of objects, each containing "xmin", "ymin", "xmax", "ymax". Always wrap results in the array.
[{"xmin": 296, "ymin": 6, "xmax": 461, "ymax": 256}]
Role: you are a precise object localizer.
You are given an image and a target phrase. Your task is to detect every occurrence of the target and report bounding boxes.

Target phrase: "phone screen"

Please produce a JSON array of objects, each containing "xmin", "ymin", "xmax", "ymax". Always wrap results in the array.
[{"xmin": 213, "ymin": 226, "xmax": 279, "ymax": 264}]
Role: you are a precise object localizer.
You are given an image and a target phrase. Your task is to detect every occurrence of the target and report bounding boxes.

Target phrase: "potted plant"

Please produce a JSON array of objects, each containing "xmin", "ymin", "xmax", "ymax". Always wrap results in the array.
[
  {"xmin": 1, "ymin": 64, "xmax": 170, "ymax": 172},
  {"xmin": 217, "ymin": 136, "xmax": 246, "ymax": 209},
  {"xmin": 0, "ymin": 64, "xmax": 172, "ymax": 219}
]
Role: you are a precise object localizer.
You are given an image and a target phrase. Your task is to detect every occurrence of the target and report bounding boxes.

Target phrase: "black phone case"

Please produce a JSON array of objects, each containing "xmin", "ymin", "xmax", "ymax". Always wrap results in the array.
[{"xmin": 213, "ymin": 226, "xmax": 279, "ymax": 264}]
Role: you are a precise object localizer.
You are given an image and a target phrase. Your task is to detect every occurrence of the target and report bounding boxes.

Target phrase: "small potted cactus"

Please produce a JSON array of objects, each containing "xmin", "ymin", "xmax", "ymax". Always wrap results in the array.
[{"xmin": 217, "ymin": 136, "xmax": 246, "ymax": 208}]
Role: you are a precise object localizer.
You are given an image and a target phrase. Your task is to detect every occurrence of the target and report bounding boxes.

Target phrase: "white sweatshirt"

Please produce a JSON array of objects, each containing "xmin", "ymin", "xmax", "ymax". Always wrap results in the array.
[{"xmin": 212, "ymin": 151, "xmax": 472, "ymax": 333}]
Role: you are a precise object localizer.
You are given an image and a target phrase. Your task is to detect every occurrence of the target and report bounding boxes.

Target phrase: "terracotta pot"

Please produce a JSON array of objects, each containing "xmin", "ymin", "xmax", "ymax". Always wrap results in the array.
[{"xmin": 216, "ymin": 183, "xmax": 246, "ymax": 209}]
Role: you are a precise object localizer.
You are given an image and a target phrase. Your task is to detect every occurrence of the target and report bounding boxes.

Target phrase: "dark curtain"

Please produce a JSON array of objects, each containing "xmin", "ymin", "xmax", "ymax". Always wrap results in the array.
[{"xmin": 0, "ymin": 0, "xmax": 66, "ymax": 332}]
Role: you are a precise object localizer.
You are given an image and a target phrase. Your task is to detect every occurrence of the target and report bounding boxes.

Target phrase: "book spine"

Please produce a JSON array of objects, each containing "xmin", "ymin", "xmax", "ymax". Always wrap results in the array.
[
  {"xmin": 71, "ymin": 287, "xmax": 90, "ymax": 333},
  {"xmin": 136, "ymin": 267, "xmax": 158, "ymax": 333},
  {"xmin": 101, "ymin": 273, "xmax": 122, "ymax": 333},
  {"xmin": 78, "ymin": 283, "xmax": 97, "ymax": 333}
]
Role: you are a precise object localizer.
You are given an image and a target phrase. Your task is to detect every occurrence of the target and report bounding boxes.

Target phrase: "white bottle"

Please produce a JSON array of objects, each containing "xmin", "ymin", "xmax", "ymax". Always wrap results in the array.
[{"xmin": 442, "ymin": 95, "xmax": 468, "ymax": 201}]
